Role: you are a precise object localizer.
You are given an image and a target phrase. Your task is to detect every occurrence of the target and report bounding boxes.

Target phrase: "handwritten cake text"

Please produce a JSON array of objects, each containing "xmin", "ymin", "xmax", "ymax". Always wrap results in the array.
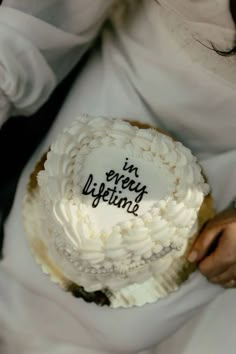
[{"xmin": 82, "ymin": 158, "xmax": 148, "ymax": 216}]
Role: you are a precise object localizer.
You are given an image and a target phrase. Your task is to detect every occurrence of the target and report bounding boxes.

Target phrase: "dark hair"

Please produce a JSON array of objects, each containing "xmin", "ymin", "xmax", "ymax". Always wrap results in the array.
[
  {"xmin": 214, "ymin": 0, "xmax": 236, "ymax": 56},
  {"xmin": 153, "ymin": 0, "xmax": 236, "ymax": 56},
  {"xmin": 193, "ymin": 0, "xmax": 236, "ymax": 56},
  {"xmin": 230, "ymin": 0, "xmax": 236, "ymax": 23}
]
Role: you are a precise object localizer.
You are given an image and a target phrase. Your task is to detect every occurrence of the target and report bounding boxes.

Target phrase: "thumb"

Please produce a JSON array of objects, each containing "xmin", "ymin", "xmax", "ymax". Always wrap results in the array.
[{"xmin": 187, "ymin": 224, "xmax": 224, "ymax": 263}]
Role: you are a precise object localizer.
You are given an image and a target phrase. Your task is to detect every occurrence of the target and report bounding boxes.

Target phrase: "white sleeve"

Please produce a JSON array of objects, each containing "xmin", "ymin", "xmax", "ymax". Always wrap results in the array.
[
  {"xmin": 0, "ymin": 1, "xmax": 115, "ymax": 126},
  {"xmin": 200, "ymin": 149, "xmax": 236, "ymax": 212}
]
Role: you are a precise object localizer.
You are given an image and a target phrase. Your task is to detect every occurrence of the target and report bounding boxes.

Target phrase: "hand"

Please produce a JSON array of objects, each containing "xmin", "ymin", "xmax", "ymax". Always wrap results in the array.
[{"xmin": 188, "ymin": 208, "xmax": 236, "ymax": 288}]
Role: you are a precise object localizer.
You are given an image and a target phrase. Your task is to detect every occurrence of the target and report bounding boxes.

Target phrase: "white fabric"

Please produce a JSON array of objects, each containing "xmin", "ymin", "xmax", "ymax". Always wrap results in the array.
[
  {"xmin": 0, "ymin": 0, "xmax": 236, "ymax": 353},
  {"xmin": 156, "ymin": 290, "xmax": 236, "ymax": 354},
  {"xmin": 0, "ymin": 1, "xmax": 114, "ymax": 120},
  {"xmin": 0, "ymin": 88, "xmax": 10, "ymax": 126}
]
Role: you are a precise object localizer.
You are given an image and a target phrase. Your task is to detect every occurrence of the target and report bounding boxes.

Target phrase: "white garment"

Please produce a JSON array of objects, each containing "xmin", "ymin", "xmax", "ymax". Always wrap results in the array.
[
  {"xmin": 0, "ymin": 1, "xmax": 115, "ymax": 124},
  {"xmin": 0, "ymin": 1, "xmax": 236, "ymax": 353}
]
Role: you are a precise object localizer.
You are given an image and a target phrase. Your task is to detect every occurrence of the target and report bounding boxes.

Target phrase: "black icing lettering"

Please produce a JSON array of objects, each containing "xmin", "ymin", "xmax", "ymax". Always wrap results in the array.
[
  {"xmin": 120, "ymin": 176, "xmax": 131, "ymax": 188},
  {"xmin": 121, "ymin": 178, "xmax": 148, "ymax": 203},
  {"xmin": 92, "ymin": 182, "xmax": 105, "ymax": 208},
  {"xmin": 81, "ymin": 158, "xmax": 149, "ymax": 217},
  {"xmin": 111, "ymin": 196, "xmax": 140, "ymax": 217},
  {"xmin": 102, "ymin": 190, "xmax": 110, "ymax": 202},
  {"xmin": 131, "ymin": 203, "xmax": 139, "ymax": 216},
  {"xmin": 134, "ymin": 184, "xmax": 148, "ymax": 203},
  {"xmin": 117, "ymin": 197, "xmax": 131, "ymax": 209},
  {"xmin": 108, "ymin": 187, "xmax": 119, "ymax": 205},
  {"xmin": 106, "ymin": 170, "xmax": 125, "ymax": 185},
  {"xmin": 82, "ymin": 174, "xmax": 95, "ymax": 196},
  {"xmin": 123, "ymin": 158, "xmax": 139, "ymax": 178},
  {"xmin": 105, "ymin": 169, "xmax": 115, "ymax": 181}
]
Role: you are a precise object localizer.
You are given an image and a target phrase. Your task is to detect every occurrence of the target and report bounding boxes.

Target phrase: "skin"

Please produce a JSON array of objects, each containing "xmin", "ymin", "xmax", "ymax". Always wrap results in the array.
[{"xmin": 188, "ymin": 208, "xmax": 236, "ymax": 288}]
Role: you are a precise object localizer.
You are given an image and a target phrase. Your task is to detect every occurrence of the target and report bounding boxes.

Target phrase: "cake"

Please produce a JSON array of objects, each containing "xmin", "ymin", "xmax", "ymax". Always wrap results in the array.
[{"xmin": 23, "ymin": 115, "xmax": 214, "ymax": 308}]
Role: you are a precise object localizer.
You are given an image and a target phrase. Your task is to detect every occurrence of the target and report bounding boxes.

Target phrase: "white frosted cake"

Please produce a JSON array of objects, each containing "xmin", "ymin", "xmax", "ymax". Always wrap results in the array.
[{"xmin": 23, "ymin": 115, "xmax": 214, "ymax": 308}]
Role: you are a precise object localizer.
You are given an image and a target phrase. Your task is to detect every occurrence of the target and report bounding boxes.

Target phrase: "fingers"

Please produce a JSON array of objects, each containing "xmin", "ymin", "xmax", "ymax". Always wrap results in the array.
[
  {"xmin": 210, "ymin": 265, "xmax": 236, "ymax": 289},
  {"xmin": 188, "ymin": 223, "xmax": 224, "ymax": 263},
  {"xmin": 198, "ymin": 246, "xmax": 230, "ymax": 278},
  {"xmin": 198, "ymin": 226, "xmax": 236, "ymax": 278},
  {"xmin": 188, "ymin": 216, "xmax": 236, "ymax": 287},
  {"xmin": 188, "ymin": 209, "xmax": 236, "ymax": 264},
  {"xmin": 223, "ymin": 280, "xmax": 236, "ymax": 288},
  {"xmin": 210, "ymin": 266, "xmax": 236, "ymax": 285}
]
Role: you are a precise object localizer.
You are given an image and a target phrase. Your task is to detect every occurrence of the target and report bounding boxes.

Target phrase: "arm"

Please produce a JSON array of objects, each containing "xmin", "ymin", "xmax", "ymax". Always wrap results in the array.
[
  {"xmin": 0, "ymin": 0, "xmax": 115, "ymax": 126},
  {"xmin": 188, "ymin": 150, "xmax": 236, "ymax": 287}
]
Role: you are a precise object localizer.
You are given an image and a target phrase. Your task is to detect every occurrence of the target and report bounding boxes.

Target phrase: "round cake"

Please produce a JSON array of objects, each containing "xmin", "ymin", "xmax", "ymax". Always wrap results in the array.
[{"xmin": 23, "ymin": 115, "xmax": 214, "ymax": 308}]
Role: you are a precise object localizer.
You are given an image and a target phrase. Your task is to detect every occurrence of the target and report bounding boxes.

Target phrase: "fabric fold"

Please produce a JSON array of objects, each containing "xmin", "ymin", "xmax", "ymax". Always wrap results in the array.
[{"xmin": 0, "ymin": 88, "xmax": 11, "ymax": 127}]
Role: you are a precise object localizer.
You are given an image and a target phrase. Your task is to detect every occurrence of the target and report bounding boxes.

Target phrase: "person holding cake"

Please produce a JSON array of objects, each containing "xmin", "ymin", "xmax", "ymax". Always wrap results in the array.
[{"xmin": 0, "ymin": 1, "xmax": 236, "ymax": 353}]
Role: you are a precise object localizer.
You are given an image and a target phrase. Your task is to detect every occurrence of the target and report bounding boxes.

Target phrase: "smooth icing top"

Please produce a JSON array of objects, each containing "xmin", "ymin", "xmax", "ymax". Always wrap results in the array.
[{"xmin": 37, "ymin": 115, "xmax": 209, "ymax": 292}]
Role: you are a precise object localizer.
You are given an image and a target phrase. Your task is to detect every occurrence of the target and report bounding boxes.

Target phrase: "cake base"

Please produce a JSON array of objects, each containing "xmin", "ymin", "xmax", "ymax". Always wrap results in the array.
[{"xmin": 23, "ymin": 121, "xmax": 214, "ymax": 308}]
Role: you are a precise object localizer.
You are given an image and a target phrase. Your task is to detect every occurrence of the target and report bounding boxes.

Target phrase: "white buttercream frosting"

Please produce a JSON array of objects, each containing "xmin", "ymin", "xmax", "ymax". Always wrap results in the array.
[{"xmin": 23, "ymin": 115, "xmax": 210, "ymax": 307}]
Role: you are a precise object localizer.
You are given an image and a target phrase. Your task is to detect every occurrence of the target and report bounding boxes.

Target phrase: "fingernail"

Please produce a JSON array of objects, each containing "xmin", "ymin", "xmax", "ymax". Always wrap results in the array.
[{"xmin": 188, "ymin": 250, "xmax": 198, "ymax": 263}]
